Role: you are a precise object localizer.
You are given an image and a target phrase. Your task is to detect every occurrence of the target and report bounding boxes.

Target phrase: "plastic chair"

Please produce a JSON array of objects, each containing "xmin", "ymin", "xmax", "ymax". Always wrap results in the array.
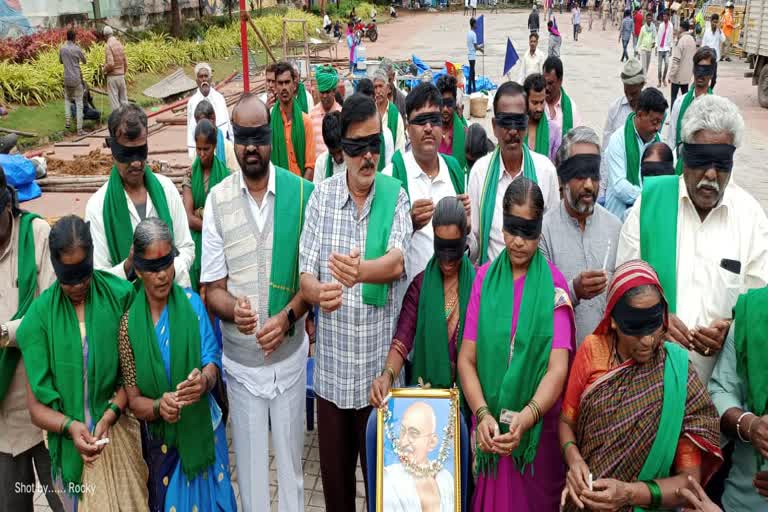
[
  {"xmin": 365, "ymin": 405, "xmax": 470, "ymax": 512},
  {"xmin": 306, "ymin": 357, "xmax": 316, "ymax": 431}
]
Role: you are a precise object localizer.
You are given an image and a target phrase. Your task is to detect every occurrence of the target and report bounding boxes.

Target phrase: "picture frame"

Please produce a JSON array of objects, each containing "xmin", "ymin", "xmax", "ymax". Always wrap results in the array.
[{"xmin": 376, "ymin": 387, "xmax": 461, "ymax": 512}]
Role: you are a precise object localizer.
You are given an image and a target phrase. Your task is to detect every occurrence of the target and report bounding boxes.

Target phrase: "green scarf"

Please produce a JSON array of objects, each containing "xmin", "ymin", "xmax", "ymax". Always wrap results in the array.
[
  {"xmin": 325, "ymin": 152, "xmax": 335, "ymax": 179},
  {"xmin": 385, "ymin": 101, "xmax": 400, "ymax": 149},
  {"xmin": 674, "ymin": 88, "xmax": 712, "ymax": 175},
  {"xmin": 0, "ymin": 212, "xmax": 40, "ymax": 402},
  {"xmin": 389, "ymin": 151, "xmax": 466, "ymax": 200},
  {"xmin": 451, "ymin": 112, "xmax": 468, "ymax": 169},
  {"xmin": 296, "ymin": 82, "xmax": 309, "ymax": 114},
  {"xmin": 560, "ymin": 87, "xmax": 574, "ymax": 136},
  {"xmin": 475, "ymin": 250, "xmax": 554, "ymax": 475},
  {"xmin": 733, "ymin": 289, "xmax": 768, "ymax": 471},
  {"xmin": 377, "ymin": 133, "xmax": 388, "ymax": 172},
  {"xmin": 103, "ymin": 166, "xmax": 174, "ymax": 266},
  {"xmin": 189, "ymin": 155, "xmax": 229, "ymax": 291},
  {"xmin": 128, "ymin": 282, "xmax": 215, "ymax": 478},
  {"xmin": 410, "ymin": 256, "xmax": 475, "ymax": 389},
  {"xmin": 270, "ymin": 100, "xmax": 307, "ymax": 175},
  {"xmin": 531, "ymin": 114, "xmax": 550, "ymax": 157},
  {"xmin": 17, "ymin": 271, "xmax": 134, "ymax": 489},
  {"xmin": 625, "ymin": 113, "xmax": 660, "ymax": 187},
  {"xmin": 640, "ymin": 175, "xmax": 679, "ymax": 313},
  {"xmin": 271, "ymin": 167, "xmax": 314, "ymax": 317},
  {"xmin": 362, "ymin": 173, "xmax": 402, "ymax": 306},
  {"xmin": 478, "ymin": 146, "xmax": 536, "ymax": 264},
  {"xmin": 634, "ymin": 342, "xmax": 689, "ymax": 512}
]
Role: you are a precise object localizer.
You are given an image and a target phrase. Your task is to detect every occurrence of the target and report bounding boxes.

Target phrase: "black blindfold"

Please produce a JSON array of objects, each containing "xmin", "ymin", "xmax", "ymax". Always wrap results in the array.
[
  {"xmin": 408, "ymin": 112, "xmax": 443, "ymax": 127},
  {"xmin": 134, "ymin": 249, "xmax": 177, "ymax": 273},
  {"xmin": 503, "ymin": 213, "xmax": 542, "ymax": 240},
  {"xmin": 682, "ymin": 143, "xmax": 736, "ymax": 173},
  {"xmin": 641, "ymin": 161, "xmax": 675, "ymax": 179},
  {"xmin": 52, "ymin": 248, "xmax": 94, "ymax": 286},
  {"xmin": 557, "ymin": 154, "xmax": 601, "ymax": 183},
  {"xmin": 341, "ymin": 133, "xmax": 382, "ymax": 157},
  {"xmin": 434, "ymin": 234, "xmax": 466, "ymax": 262},
  {"xmin": 233, "ymin": 123, "xmax": 272, "ymax": 147},
  {"xmin": 693, "ymin": 63, "xmax": 715, "ymax": 78},
  {"xmin": 494, "ymin": 112, "xmax": 529, "ymax": 131},
  {"xmin": 109, "ymin": 139, "xmax": 148, "ymax": 164},
  {"xmin": 611, "ymin": 296, "xmax": 665, "ymax": 337}
]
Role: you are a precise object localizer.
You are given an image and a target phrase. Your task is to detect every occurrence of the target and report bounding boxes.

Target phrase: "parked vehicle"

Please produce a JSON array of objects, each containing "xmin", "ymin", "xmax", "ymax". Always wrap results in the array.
[
  {"xmin": 354, "ymin": 19, "xmax": 379, "ymax": 42},
  {"xmin": 744, "ymin": 0, "xmax": 768, "ymax": 107}
]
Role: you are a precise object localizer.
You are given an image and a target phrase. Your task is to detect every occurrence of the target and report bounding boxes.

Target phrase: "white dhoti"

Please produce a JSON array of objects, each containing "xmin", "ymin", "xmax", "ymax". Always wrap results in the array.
[{"xmin": 382, "ymin": 463, "xmax": 454, "ymax": 512}]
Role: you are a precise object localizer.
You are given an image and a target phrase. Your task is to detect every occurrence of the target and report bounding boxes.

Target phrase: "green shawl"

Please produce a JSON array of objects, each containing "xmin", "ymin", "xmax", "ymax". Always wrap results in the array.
[
  {"xmin": 189, "ymin": 155, "xmax": 229, "ymax": 291},
  {"xmin": 385, "ymin": 102, "xmax": 400, "ymax": 150},
  {"xmin": 625, "ymin": 113, "xmax": 660, "ymax": 187},
  {"xmin": 17, "ymin": 271, "xmax": 134, "ymax": 489},
  {"xmin": 271, "ymin": 167, "xmax": 314, "ymax": 317},
  {"xmin": 634, "ymin": 342, "xmax": 689, "ymax": 512},
  {"xmin": 103, "ymin": 166, "xmax": 174, "ymax": 266},
  {"xmin": 451, "ymin": 112, "xmax": 468, "ymax": 169},
  {"xmin": 733, "ymin": 289, "xmax": 768, "ymax": 471},
  {"xmin": 270, "ymin": 100, "xmax": 307, "ymax": 175},
  {"xmin": 0, "ymin": 212, "xmax": 40, "ymax": 402},
  {"xmin": 362, "ymin": 173, "xmax": 402, "ymax": 306},
  {"xmin": 325, "ymin": 152, "xmax": 335, "ymax": 179},
  {"xmin": 560, "ymin": 87, "xmax": 575, "ymax": 136},
  {"xmin": 410, "ymin": 256, "xmax": 475, "ymax": 389},
  {"xmin": 478, "ymin": 146, "xmax": 536, "ymax": 264},
  {"xmin": 476, "ymin": 250, "xmax": 554, "ymax": 475},
  {"xmin": 531, "ymin": 114, "xmax": 550, "ymax": 158},
  {"xmin": 389, "ymin": 151, "xmax": 466, "ymax": 199},
  {"xmin": 674, "ymin": 88, "xmax": 712, "ymax": 175},
  {"xmin": 296, "ymin": 82, "xmax": 309, "ymax": 114},
  {"xmin": 377, "ymin": 133, "xmax": 388, "ymax": 173},
  {"xmin": 128, "ymin": 282, "xmax": 215, "ymax": 478},
  {"xmin": 640, "ymin": 175, "xmax": 679, "ymax": 312}
]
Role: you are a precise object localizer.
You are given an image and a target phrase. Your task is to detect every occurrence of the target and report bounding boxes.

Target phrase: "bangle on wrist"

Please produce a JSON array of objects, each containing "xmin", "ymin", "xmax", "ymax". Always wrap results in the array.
[
  {"xmin": 63, "ymin": 417, "xmax": 75, "ymax": 438},
  {"xmin": 107, "ymin": 402, "xmax": 122, "ymax": 422},
  {"xmin": 747, "ymin": 414, "xmax": 758, "ymax": 441},
  {"xmin": 737, "ymin": 411, "xmax": 755, "ymax": 443},
  {"xmin": 383, "ymin": 366, "xmax": 396, "ymax": 384},
  {"xmin": 561, "ymin": 440, "xmax": 576, "ymax": 455},
  {"xmin": 475, "ymin": 405, "xmax": 490, "ymax": 423},
  {"xmin": 642, "ymin": 480, "xmax": 662, "ymax": 509},
  {"xmin": 153, "ymin": 398, "xmax": 161, "ymax": 420},
  {"xmin": 60, "ymin": 415, "xmax": 69, "ymax": 435}
]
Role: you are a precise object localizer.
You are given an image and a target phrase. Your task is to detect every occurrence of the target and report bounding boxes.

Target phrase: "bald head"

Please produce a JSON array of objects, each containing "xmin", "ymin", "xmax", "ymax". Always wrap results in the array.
[
  {"xmin": 232, "ymin": 93, "xmax": 270, "ymax": 127},
  {"xmin": 403, "ymin": 401, "xmax": 437, "ymax": 434},
  {"xmin": 231, "ymin": 93, "xmax": 272, "ymax": 180},
  {"xmin": 398, "ymin": 401, "xmax": 439, "ymax": 465}
]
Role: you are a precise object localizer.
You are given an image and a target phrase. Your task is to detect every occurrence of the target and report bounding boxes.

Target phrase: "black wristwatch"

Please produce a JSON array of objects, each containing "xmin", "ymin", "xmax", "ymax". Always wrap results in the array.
[{"xmin": 285, "ymin": 307, "xmax": 297, "ymax": 326}]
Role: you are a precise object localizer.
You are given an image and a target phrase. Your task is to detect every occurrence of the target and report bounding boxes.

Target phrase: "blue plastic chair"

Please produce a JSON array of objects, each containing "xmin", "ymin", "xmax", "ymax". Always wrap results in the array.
[
  {"xmin": 365, "ymin": 405, "xmax": 470, "ymax": 512},
  {"xmin": 306, "ymin": 357, "xmax": 315, "ymax": 431}
]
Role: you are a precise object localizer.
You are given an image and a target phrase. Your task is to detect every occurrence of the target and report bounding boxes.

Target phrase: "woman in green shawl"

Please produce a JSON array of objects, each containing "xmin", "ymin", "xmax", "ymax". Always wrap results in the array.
[
  {"xmin": 118, "ymin": 218, "xmax": 236, "ymax": 512},
  {"xmin": 369, "ymin": 197, "xmax": 475, "ymax": 406},
  {"xmin": 182, "ymin": 118, "xmax": 229, "ymax": 292},
  {"xmin": 457, "ymin": 177, "xmax": 575, "ymax": 511},
  {"xmin": 18, "ymin": 215, "xmax": 148, "ymax": 511}
]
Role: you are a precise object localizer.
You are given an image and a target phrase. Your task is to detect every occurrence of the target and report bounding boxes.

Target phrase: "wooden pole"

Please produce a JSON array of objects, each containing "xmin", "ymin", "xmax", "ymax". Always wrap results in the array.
[
  {"xmin": 239, "ymin": 3, "xmax": 251, "ymax": 92},
  {"xmin": 249, "ymin": 18, "xmax": 278, "ymax": 62},
  {"xmin": 0, "ymin": 127, "xmax": 37, "ymax": 137}
]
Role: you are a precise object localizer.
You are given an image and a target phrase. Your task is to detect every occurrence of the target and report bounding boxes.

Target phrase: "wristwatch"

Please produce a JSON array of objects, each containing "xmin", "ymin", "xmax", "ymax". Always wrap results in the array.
[{"xmin": 0, "ymin": 323, "xmax": 9, "ymax": 348}]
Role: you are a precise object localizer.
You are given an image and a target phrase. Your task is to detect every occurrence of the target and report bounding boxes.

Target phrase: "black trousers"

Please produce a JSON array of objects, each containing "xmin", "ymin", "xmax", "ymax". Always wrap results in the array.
[
  {"xmin": 0, "ymin": 442, "xmax": 64, "ymax": 512},
  {"xmin": 670, "ymin": 82, "xmax": 689, "ymax": 106},
  {"xmin": 468, "ymin": 59, "xmax": 477, "ymax": 94}
]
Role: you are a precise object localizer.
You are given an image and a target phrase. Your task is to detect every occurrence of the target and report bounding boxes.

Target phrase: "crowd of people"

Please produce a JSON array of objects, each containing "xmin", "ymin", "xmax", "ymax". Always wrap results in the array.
[{"xmin": 1, "ymin": 3, "xmax": 767, "ymax": 512}]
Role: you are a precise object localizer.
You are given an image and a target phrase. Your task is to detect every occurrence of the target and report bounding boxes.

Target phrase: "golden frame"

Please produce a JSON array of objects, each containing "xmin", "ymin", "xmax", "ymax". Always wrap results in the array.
[{"xmin": 375, "ymin": 387, "xmax": 461, "ymax": 512}]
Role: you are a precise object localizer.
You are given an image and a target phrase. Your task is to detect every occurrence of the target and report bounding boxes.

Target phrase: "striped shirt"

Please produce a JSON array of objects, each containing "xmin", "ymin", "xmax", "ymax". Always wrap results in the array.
[{"xmin": 299, "ymin": 172, "xmax": 413, "ymax": 409}]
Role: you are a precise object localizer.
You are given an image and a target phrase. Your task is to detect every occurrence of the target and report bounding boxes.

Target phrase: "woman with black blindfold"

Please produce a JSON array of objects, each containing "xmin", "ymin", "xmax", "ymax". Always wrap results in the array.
[
  {"xmin": 559, "ymin": 260, "xmax": 722, "ymax": 511},
  {"xmin": 118, "ymin": 219, "xmax": 236, "ymax": 512},
  {"xmin": 17, "ymin": 215, "xmax": 149, "ymax": 510},
  {"xmin": 369, "ymin": 197, "xmax": 476, "ymax": 407},
  {"xmin": 458, "ymin": 177, "xmax": 575, "ymax": 511}
]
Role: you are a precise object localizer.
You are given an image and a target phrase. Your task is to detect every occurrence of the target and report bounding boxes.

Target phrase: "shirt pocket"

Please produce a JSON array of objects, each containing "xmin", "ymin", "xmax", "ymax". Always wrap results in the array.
[{"xmin": 716, "ymin": 262, "xmax": 744, "ymax": 317}]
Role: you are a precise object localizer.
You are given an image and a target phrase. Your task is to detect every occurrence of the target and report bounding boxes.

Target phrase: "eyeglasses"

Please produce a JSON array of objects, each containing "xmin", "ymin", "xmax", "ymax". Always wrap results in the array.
[{"xmin": 399, "ymin": 425, "xmax": 433, "ymax": 442}]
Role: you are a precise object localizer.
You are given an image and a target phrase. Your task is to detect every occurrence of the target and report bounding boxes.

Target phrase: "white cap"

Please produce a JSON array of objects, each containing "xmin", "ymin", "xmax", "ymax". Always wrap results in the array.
[{"xmin": 103, "ymin": 26, "xmax": 113, "ymax": 36}]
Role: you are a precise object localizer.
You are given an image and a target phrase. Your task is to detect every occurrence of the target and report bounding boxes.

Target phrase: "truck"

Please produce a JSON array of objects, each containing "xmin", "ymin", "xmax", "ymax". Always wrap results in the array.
[{"xmin": 744, "ymin": 0, "xmax": 768, "ymax": 107}]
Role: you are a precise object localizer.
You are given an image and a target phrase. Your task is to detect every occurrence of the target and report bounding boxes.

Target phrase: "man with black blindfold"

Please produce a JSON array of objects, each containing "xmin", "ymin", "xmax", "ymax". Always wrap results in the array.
[
  {"xmin": 468, "ymin": 81, "xmax": 559, "ymax": 265},
  {"xmin": 202, "ymin": 93, "xmax": 315, "ymax": 512},
  {"xmin": 300, "ymin": 93, "xmax": 412, "ymax": 512},
  {"xmin": 85, "ymin": 104, "xmax": 195, "ymax": 287},
  {"xmin": 384, "ymin": 83, "xmax": 473, "ymax": 288},
  {"xmin": 0, "ymin": 166, "xmax": 62, "ymax": 512},
  {"xmin": 540, "ymin": 127, "xmax": 622, "ymax": 346},
  {"xmin": 618, "ymin": 95, "xmax": 768, "ymax": 384}
]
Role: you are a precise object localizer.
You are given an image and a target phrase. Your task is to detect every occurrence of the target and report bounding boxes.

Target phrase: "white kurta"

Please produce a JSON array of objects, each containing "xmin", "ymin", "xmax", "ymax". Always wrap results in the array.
[
  {"xmin": 186, "ymin": 87, "xmax": 233, "ymax": 159},
  {"xmin": 383, "ymin": 464, "xmax": 454, "ymax": 512}
]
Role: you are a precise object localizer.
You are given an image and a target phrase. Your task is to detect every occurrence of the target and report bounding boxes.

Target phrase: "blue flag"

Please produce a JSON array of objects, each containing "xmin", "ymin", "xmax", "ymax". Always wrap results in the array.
[
  {"xmin": 475, "ymin": 15, "xmax": 484, "ymax": 45},
  {"xmin": 503, "ymin": 38, "xmax": 519, "ymax": 76}
]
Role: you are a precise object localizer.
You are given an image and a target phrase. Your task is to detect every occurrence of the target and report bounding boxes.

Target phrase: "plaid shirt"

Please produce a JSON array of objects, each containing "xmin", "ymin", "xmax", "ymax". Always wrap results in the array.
[{"xmin": 300, "ymin": 172, "xmax": 412, "ymax": 409}]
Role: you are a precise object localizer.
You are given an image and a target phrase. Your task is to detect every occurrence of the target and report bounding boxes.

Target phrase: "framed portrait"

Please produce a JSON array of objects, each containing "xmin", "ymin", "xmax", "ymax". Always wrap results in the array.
[{"xmin": 376, "ymin": 387, "xmax": 461, "ymax": 512}]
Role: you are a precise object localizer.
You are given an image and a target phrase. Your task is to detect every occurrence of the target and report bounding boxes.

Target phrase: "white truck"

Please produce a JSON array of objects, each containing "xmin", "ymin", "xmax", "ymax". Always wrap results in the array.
[{"xmin": 744, "ymin": 0, "xmax": 768, "ymax": 106}]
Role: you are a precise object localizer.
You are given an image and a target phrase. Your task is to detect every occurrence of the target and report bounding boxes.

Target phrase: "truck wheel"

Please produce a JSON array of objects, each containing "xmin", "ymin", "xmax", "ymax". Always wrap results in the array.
[{"xmin": 759, "ymin": 64, "xmax": 768, "ymax": 108}]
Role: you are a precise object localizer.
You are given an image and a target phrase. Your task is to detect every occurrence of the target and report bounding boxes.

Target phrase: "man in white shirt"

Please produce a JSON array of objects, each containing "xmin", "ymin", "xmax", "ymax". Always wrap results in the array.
[
  {"xmin": 656, "ymin": 11, "xmax": 673, "ymax": 87},
  {"xmin": 542, "ymin": 56, "xmax": 585, "ymax": 139},
  {"xmin": 314, "ymin": 111, "xmax": 346, "ymax": 184},
  {"xmin": 468, "ymin": 81, "xmax": 559, "ymax": 264},
  {"xmin": 323, "ymin": 10, "xmax": 332, "ymax": 33},
  {"xmin": 86, "ymin": 104, "xmax": 195, "ymax": 286},
  {"xmin": 383, "ymin": 83, "xmax": 473, "ymax": 285},
  {"xmin": 701, "ymin": 13, "xmax": 726, "ymax": 90},
  {"xmin": 186, "ymin": 62, "xmax": 232, "ymax": 159},
  {"xmin": 516, "ymin": 32, "xmax": 547, "ymax": 83},
  {"xmin": 617, "ymin": 95, "xmax": 768, "ymax": 384},
  {"xmin": 600, "ymin": 58, "xmax": 645, "ymax": 200},
  {"xmin": 202, "ymin": 94, "xmax": 312, "ymax": 512},
  {"xmin": 258, "ymin": 63, "xmax": 277, "ymax": 109}
]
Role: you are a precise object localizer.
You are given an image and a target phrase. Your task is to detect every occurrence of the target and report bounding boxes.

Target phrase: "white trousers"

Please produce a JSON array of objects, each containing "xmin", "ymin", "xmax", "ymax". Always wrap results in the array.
[{"xmin": 227, "ymin": 368, "xmax": 306, "ymax": 512}]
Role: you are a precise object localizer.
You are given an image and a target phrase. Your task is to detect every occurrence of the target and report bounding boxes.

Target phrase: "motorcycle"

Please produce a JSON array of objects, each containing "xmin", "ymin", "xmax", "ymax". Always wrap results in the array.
[{"xmin": 354, "ymin": 19, "xmax": 378, "ymax": 42}]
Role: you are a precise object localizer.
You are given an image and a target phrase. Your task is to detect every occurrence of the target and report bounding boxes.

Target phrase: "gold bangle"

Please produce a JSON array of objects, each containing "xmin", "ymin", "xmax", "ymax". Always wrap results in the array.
[
  {"xmin": 529, "ymin": 399, "xmax": 542, "ymax": 423},
  {"xmin": 383, "ymin": 366, "xmax": 396, "ymax": 384}
]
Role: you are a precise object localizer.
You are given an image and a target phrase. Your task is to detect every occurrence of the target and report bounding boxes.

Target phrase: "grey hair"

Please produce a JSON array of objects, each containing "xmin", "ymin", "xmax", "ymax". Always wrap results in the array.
[
  {"xmin": 195, "ymin": 62, "xmax": 212, "ymax": 76},
  {"xmin": 622, "ymin": 284, "xmax": 661, "ymax": 302},
  {"xmin": 370, "ymin": 67, "xmax": 388, "ymax": 84},
  {"xmin": 194, "ymin": 99, "xmax": 215, "ymax": 122},
  {"xmin": 379, "ymin": 58, "xmax": 394, "ymax": 74},
  {"xmin": 133, "ymin": 218, "xmax": 174, "ymax": 257},
  {"xmin": 103, "ymin": 26, "xmax": 113, "ymax": 36},
  {"xmin": 433, "ymin": 196, "xmax": 467, "ymax": 235},
  {"xmin": 680, "ymin": 95, "xmax": 744, "ymax": 148},
  {"xmin": 556, "ymin": 126, "xmax": 601, "ymax": 166}
]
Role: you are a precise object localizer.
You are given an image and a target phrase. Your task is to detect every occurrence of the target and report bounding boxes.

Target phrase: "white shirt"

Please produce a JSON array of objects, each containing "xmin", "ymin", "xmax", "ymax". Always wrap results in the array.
[
  {"xmin": 85, "ymin": 172, "xmax": 195, "ymax": 287},
  {"xmin": 200, "ymin": 164, "xmax": 307, "ymax": 398},
  {"xmin": 323, "ymin": 14, "xmax": 331, "ymax": 27},
  {"xmin": 313, "ymin": 150, "xmax": 347, "ymax": 184},
  {"xmin": 617, "ymin": 176, "xmax": 768, "ymax": 382},
  {"xmin": 702, "ymin": 27, "xmax": 726, "ymax": 60},
  {"xmin": 656, "ymin": 20, "xmax": 673, "ymax": 52},
  {"xmin": 383, "ymin": 151, "xmax": 467, "ymax": 284},
  {"xmin": 382, "ymin": 106, "xmax": 406, "ymax": 154},
  {"xmin": 516, "ymin": 48, "xmax": 547, "ymax": 83},
  {"xmin": 468, "ymin": 149, "xmax": 559, "ymax": 263},
  {"xmin": 186, "ymin": 88, "xmax": 232, "ymax": 159}
]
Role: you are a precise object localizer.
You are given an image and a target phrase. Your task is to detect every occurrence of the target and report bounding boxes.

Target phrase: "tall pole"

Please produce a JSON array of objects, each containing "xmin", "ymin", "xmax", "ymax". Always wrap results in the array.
[{"xmin": 240, "ymin": 0, "xmax": 251, "ymax": 92}]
